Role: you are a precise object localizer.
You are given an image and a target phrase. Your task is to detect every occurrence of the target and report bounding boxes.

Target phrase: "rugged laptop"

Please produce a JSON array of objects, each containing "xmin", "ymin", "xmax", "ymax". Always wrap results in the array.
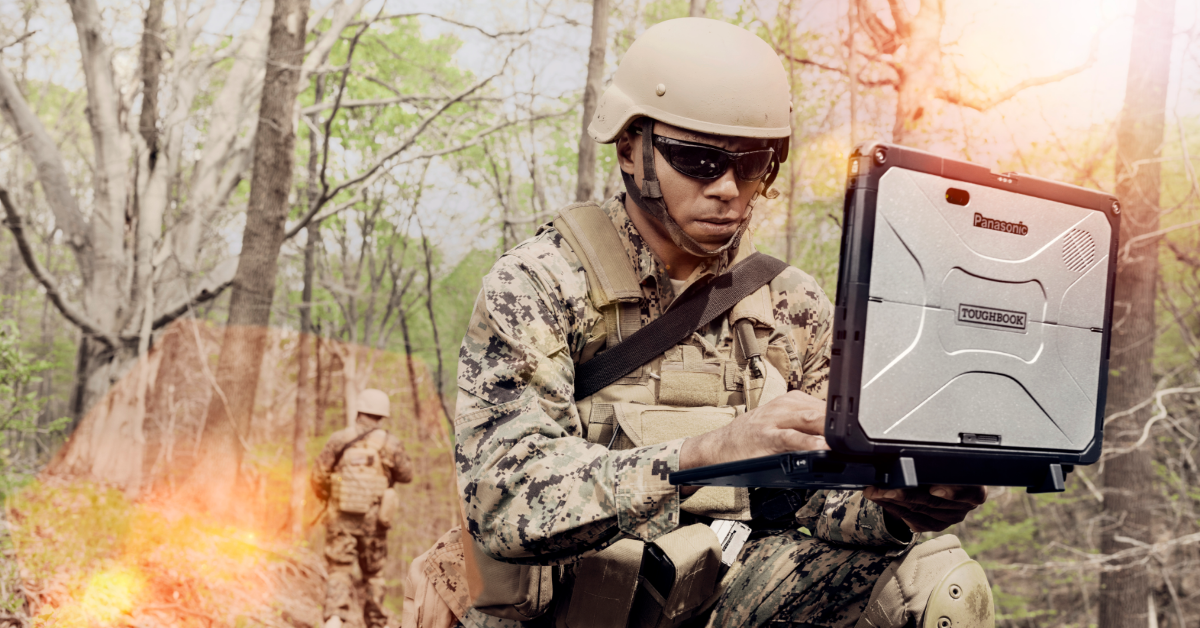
[{"xmin": 672, "ymin": 142, "xmax": 1120, "ymax": 493}]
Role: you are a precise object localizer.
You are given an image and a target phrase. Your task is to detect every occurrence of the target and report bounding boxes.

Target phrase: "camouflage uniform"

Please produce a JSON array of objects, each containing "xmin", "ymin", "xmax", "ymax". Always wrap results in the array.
[
  {"xmin": 314, "ymin": 418, "xmax": 415, "ymax": 628},
  {"xmin": 454, "ymin": 196, "xmax": 916, "ymax": 628}
]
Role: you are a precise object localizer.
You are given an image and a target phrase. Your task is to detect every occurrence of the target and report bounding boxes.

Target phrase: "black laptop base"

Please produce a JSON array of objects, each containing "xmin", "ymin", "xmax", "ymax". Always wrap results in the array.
[{"xmin": 669, "ymin": 450, "xmax": 1071, "ymax": 493}]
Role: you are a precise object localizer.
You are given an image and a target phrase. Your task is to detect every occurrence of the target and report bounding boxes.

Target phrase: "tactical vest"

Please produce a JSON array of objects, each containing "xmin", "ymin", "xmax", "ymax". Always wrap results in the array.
[
  {"xmin": 332, "ymin": 429, "xmax": 390, "ymax": 514},
  {"xmin": 549, "ymin": 203, "xmax": 795, "ymax": 628},
  {"xmin": 556, "ymin": 202, "xmax": 792, "ymax": 519}
]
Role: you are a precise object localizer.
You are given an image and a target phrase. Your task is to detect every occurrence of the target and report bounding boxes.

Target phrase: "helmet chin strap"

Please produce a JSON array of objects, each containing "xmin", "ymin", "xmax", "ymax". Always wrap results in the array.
[{"xmin": 622, "ymin": 118, "xmax": 754, "ymax": 259}]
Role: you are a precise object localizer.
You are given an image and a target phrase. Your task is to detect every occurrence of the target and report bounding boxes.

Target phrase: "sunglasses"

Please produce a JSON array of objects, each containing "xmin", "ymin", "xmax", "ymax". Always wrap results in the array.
[{"xmin": 648, "ymin": 134, "xmax": 776, "ymax": 182}]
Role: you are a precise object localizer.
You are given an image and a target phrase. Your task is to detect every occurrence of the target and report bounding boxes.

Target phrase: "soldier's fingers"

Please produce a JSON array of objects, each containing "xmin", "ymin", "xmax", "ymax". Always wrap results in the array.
[
  {"xmin": 775, "ymin": 430, "xmax": 828, "ymax": 452},
  {"xmin": 774, "ymin": 411, "xmax": 825, "ymax": 435},
  {"xmin": 879, "ymin": 504, "xmax": 955, "ymax": 533},
  {"xmin": 876, "ymin": 487, "xmax": 981, "ymax": 511},
  {"xmin": 866, "ymin": 494, "xmax": 978, "ymax": 522},
  {"xmin": 927, "ymin": 485, "xmax": 988, "ymax": 506}
]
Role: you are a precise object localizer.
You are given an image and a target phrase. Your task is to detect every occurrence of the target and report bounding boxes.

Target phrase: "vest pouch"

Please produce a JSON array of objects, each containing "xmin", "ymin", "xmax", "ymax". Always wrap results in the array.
[
  {"xmin": 628, "ymin": 523, "xmax": 723, "ymax": 628},
  {"xmin": 464, "ymin": 539, "xmax": 554, "ymax": 620},
  {"xmin": 460, "ymin": 505, "xmax": 554, "ymax": 621},
  {"xmin": 613, "ymin": 404, "xmax": 751, "ymax": 520},
  {"xmin": 563, "ymin": 539, "xmax": 644, "ymax": 628},
  {"xmin": 333, "ymin": 466, "xmax": 388, "ymax": 514},
  {"xmin": 401, "ymin": 526, "xmax": 470, "ymax": 628},
  {"xmin": 378, "ymin": 487, "xmax": 399, "ymax": 527}
]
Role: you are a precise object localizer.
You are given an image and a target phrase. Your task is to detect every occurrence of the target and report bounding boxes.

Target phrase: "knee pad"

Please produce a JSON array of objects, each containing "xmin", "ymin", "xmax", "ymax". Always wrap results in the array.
[{"xmin": 855, "ymin": 535, "xmax": 994, "ymax": 628}]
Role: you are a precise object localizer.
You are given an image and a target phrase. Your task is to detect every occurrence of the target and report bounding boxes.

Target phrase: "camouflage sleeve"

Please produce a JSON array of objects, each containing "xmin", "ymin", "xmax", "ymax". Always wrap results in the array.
[
  {"xmin": 770, "ymin": 267, "xmax": 834, "ymax": 399},
  {"xmin": 387, "ymin": 436, "xmax": 414, "ymax": 485},
  {"xmin": 455, "ymin": 239, "xmax": 682, "ymax": 565},
  {"xmin": 311, "ymin": 436, "xmax": 342, "ymax": 502},
  {"xmin": 795, "ymin": 490, "xmax": 915, "ymax": 553}
]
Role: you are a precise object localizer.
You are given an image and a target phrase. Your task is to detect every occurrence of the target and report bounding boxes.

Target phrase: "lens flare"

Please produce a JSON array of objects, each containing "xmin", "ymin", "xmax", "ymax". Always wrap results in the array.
[{"xmin": 79, "ymin": 566, "xmax": 146, "ymax": 624}]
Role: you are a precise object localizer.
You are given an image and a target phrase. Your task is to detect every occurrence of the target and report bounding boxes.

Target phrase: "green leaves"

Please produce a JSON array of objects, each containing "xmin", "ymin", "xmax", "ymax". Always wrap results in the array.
[{"xmin": 0, "ymin": 321, "xmax": 69, "ymax": 501}]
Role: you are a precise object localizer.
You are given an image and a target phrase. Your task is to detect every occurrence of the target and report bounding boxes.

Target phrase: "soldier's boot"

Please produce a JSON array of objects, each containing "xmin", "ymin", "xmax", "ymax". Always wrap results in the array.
[{"xmin": 854, "ymin": 535, "xmax": 994, "ymax": 628}]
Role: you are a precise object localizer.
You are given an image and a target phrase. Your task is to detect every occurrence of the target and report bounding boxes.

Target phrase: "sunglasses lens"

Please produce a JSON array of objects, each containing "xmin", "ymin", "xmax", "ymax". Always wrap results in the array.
[
  {"xmin": 734, "ymin": 150, "xmax": 774, "ymax": 181},
  {"xmin": 666, "ymin": 144, "xmax": 730, "ymax": 179}
]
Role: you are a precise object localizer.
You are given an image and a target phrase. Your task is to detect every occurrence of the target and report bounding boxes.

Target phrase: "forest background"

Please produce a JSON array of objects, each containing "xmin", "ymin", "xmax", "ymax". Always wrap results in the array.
[{"xmin": 0, "ymin": 0, "xmax": 1198, "ymax": 626}]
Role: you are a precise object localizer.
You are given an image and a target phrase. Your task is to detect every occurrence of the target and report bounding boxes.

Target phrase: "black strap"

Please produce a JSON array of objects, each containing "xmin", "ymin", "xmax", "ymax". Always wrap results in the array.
[
  {"xmin": 573, "ymin": 252, "xmax": 789, "ymax": 401},
  {"xmin": 332, "ymin": 427, "xmax": 382, "ymax": 470}
]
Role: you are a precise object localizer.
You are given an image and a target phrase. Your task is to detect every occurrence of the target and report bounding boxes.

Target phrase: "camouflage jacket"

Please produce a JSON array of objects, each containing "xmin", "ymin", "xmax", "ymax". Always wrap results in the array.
[
  {"xmin": 455, "ymin": 195, "xmax": 911, "ymax": 564},
  {"xmin": 311, "ymin": 417, "xmax": 414, "ymax": 502}
]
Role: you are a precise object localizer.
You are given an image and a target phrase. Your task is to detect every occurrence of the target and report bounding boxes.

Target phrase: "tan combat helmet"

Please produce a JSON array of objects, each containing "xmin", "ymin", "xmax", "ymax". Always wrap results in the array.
[
  {"xmin": 589, "ymin": 17, "xmax": 792, "ymax": 258},
  {"xmin": 357, "ymin": 388, "xmax": 390, "ymax": 418}
]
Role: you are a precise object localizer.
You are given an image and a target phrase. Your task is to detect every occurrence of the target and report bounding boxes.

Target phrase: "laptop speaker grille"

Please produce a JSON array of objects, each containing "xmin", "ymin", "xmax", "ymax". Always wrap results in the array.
[{"xmin": 1062, "ymin": 229, "xmax": 1095, "ymax": 272}]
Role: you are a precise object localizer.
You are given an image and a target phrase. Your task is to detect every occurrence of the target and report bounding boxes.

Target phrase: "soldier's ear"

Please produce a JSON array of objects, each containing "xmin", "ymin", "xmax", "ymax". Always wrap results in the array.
[{"xmin": 616, "ymin": 130, "xmax": 637, "ymax": 175}]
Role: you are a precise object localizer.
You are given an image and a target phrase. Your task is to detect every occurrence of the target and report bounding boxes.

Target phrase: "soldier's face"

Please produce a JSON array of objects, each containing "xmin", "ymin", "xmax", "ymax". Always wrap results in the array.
[{"xmin": 619, "ymin": 121, "xmax": 766, "ymax": 251}]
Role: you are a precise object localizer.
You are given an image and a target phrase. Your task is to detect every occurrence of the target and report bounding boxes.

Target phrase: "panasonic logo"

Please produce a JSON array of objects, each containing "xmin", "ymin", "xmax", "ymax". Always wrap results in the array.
[
  {"xmin": 957, "ymin": 304, "xmax": 1027, "ymax": 330},
  {"xmin": 973, "ymin": 212, "xmax": 1028, "ymax": 236}
]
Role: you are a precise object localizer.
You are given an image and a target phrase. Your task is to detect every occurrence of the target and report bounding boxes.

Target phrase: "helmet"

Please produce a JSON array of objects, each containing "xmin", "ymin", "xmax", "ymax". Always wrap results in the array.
[
  {"xmin": 357, "ymin": 388, "xmax": 390, "ymax": 418},
  {"xmin": 589, "ymin": 18, "xmax": 792, "ymax": 144},
  {"xmin": 587, "ymin": 18, "xmax": 791, "ymax": 258}
]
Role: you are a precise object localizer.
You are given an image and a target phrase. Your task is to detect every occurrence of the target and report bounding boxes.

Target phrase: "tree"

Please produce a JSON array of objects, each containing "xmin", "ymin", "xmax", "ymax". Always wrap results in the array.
[
  {"xmin": 789, "ymin": 0, "xmax": 1101, "ymax": 149},
  {"xmin": 575, "ymin": 0, "xmax": 610, "ymax": 202},
  {"xmin": 1099, "ymin": 0, "xmax": 1176, "ymax": 625},
  {"xmin": 189, "ymin": 0, "xmax": 311, "ymax": 515}
]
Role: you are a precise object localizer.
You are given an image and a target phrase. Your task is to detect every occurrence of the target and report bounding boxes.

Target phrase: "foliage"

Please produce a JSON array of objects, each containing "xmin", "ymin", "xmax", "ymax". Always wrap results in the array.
[{"xmin": 0, "ymin": 321, "xmax": 69, "ymax": 501}]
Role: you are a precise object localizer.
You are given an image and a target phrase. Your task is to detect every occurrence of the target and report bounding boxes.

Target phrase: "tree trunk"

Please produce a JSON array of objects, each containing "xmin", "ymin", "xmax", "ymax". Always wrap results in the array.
[
  {"xmin": 889, "ymin": 0, "xmax": 944, "ymax": 148},
  {"xmin": 1099, "ymin": 0, "xmax": 1174, "ymax": 626},
  {"xmin": 288, "ymin": 221, "xmax": 317, "ymax": 537},
  {"xmin": 399, "ymin": 307, "xmax": 421, "ymax": 433},
  {"xmin": 138, "ymin": 0, "xmax": 165, "ymax": 168},
  {"xmin": 575, "ymin": 0, "xmax": 609, "ymax": 202},
  {"xmin": 418, "ymin": 231, "xmax": 452, "ymax": 424},
  {"xmin": 190, "ymin": 0, "xmax": 310, "ymax": 516},
  {"xmin": 688, "ymin": 0, "xmax": 705, "ymax": 18},
  {"xmin": 288, "ymin": 74, "xmax": 324, "ymax": 535}
]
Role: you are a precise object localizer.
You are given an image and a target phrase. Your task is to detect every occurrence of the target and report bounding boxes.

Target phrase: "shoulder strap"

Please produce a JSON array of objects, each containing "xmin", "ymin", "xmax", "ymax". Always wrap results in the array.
[
  {"xmin": 552, "ymin": 203, "xmax": 641, "ymax": 307},
  {"xmin": 332, "ymin": 427, "xmax": 381, "ymax": 469},
  {"xmin": 573, "ymin": 252, "xmax": 788, "ymax": 401}
]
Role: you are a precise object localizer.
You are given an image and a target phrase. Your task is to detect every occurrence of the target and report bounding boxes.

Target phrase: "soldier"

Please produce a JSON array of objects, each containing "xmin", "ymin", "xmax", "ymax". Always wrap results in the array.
[
  {"xmin": 452, "ymin": 17, "xmax": 992, "ymax": 628},
  {"xmin": 313, "ymin": 388, "xmax": 414, "ymax": 628}
]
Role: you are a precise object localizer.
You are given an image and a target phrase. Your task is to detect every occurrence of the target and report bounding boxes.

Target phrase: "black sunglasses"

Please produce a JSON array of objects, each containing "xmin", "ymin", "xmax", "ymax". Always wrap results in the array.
[{"xmin": 647, "ymin": 134, "xmax": 776, "ymax": 182}]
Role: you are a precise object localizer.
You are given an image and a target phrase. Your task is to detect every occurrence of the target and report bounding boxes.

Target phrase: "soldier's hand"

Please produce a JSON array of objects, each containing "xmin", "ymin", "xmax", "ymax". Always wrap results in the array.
[
  {"xmin": 680, "ymin": 390, "xmax": 828, "ymax": 473},
  {"xmin": 862, "ymin": 485, "xmax": 987, "ymax": 533}
]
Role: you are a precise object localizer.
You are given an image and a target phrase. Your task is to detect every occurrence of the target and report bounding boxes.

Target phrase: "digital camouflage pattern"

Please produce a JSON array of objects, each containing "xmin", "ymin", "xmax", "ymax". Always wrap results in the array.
[
  {"xmin": 454, "ymin": 195, "xmax": 916, "ymax": 626},
  {"xmin": 313, "ymin": 417, "xmax": 414, "ymax": 628}
]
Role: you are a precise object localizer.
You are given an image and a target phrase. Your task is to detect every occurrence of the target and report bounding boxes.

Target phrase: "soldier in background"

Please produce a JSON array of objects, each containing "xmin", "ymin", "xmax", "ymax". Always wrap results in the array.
[{"xmin": 313, "ymin": 388, "xmax": 414, "ymax": 628}]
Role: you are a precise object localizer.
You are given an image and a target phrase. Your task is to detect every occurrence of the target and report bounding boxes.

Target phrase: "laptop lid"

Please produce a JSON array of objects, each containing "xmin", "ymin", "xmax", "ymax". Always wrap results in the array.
[{"xmin": 826, "ymin": 143, "xmax": 1120, "ymax": 465}]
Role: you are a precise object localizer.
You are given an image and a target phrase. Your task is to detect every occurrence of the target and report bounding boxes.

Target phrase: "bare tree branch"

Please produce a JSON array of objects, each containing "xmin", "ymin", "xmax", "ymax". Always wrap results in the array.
[
  {"xmin": 300, "ymin": 94, "xmax": 486, "ymax": 115},
  {"xmin": 148, "ymin": 274, "xmax": 235, "ymax": 332},
  {"xmin": 299, "ymin": 0, "xmax": 370, "ymax": 86},
  {"xmin": 289, "ymin": 109, "xmax": 568, "ymax": 234},
  {"xmin": 370, "ymin": 13, "xmax": 534, "ymax": 38},
  {"xmin": 0, "ymin": 187, "xmax": 117, "ymax": 348},
  {"xmin": 1120, "ymin": 218, "xmax": 1200, "ymax": 262},
  {"xmin": 860, "ymin": 0, "xmax": 901, "ymax": 53},
  {"xmin": 938, "ymin": 32, "xmax": 1101, "ymax": 111},
  {"xmin": 318, "ymin": 3, "xmax": 382, "ymax": 199},
  {"xmin": 286, "ymin": 49, "xmax": 520, "ymax": 237},
  {"xmin": 782, "ymin": 53, "xmax": 899, "ymax": 88},
  {"xmin": 0, "ymin": 62, "xmax": 91, "ymax": 256},
  {"xmin": 994, "ymin": 531, "xmax": 1200, "ymax": 574},
  {"xmin": 0, "ymin": 30, "xmax": 37, "ymax": 52}
]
